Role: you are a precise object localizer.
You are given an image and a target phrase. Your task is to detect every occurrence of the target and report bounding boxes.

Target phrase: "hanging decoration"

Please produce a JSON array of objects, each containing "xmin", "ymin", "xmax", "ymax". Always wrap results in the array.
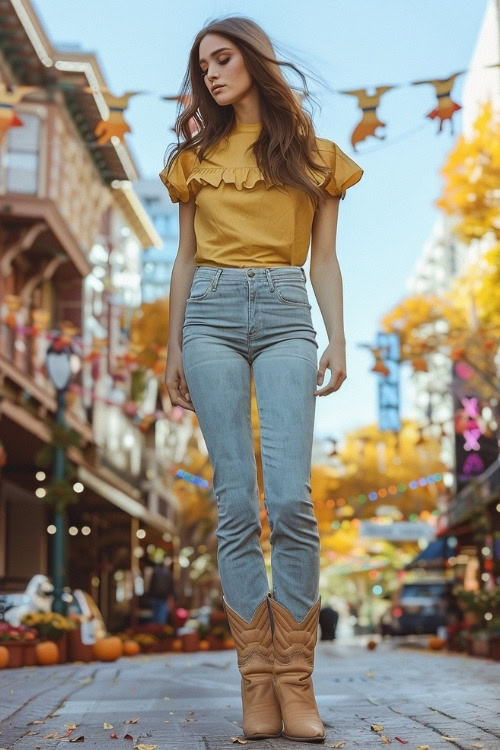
[
  {"xmin": 3, "ymin": 62, "xmax": 499, "ymax": 152},
  {"xmin": 84, "ymin": 86, "xmax": 139, "ymax": 145},
  {"xmin": 0, "ymin": 83, "xmax": 37, "ymax": 144}
]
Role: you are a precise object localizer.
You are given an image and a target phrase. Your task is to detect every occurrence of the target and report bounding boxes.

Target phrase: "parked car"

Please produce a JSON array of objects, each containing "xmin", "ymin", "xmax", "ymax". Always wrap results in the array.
[{"xmin": 379, "ymin": 579, "xmax": 456, "ymax": 636}]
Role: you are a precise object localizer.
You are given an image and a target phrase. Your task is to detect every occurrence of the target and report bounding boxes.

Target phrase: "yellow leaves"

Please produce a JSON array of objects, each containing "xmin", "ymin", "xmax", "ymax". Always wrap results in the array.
[
  {"xmin": 230, "ymin": 739, "xmax": 248, "ymax": 744},
  {"xmin": 417, "ymin": 746, "xmax": 429, "ymax": 750},
  {"xmin": 326, "ymin": 743, "xmax": 345, "ymax": 748},
  {"xmin": 103, "ymin": 723, "xmax": 113, "ymax": 729},
  {"xmin": 135, "ymin": 745, "xmax": 157, "ymax": 750},
  {"xmin": 371, "ymin": 724, "xmax": 385, "ymax": 732}
]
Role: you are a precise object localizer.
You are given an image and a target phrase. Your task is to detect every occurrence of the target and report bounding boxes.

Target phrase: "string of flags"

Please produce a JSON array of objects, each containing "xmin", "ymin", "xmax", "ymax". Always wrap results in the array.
[{"xmin": 1, "ymin": 62, "xmax": 499, "ymax": 150}]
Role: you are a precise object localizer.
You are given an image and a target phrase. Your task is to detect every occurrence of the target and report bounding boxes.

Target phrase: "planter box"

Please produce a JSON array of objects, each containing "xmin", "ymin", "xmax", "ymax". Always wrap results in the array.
[
  {"xmin": 181, "ymin": 632, "xmax": 200, "ymax": 653},
  {"xmin": 489, "ymin": 635, "xmax": 500, "ymax": 661},
  {"xmin": 68, "ymin": 627, "xmax": 94, "ymax": 663},
  {"xmin": 0, "ymin": 641, "xmax": 39, "ymax": 668}
]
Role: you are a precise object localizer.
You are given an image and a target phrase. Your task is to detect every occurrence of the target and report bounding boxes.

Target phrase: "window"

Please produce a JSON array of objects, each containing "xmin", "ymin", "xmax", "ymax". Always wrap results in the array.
[{"xmin": 6, "ymin": 112, "xmax": 40, "ymax": 194}]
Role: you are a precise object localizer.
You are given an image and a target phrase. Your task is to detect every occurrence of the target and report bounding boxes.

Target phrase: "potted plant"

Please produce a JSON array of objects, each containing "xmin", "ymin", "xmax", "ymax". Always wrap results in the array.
[
  {"xmin": 20, "ymin": 612, "xmax": 76, "ymax": 663},
  {"xmin": 0, "ymin": 623, "xmax": 39, "ymax": 668}
]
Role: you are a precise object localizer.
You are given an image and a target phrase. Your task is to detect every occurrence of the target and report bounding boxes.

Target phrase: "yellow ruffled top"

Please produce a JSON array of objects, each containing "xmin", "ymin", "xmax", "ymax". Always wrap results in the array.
[{"xmin": 159, "ymin": 117, "xmax": 363, "ymax": 268}]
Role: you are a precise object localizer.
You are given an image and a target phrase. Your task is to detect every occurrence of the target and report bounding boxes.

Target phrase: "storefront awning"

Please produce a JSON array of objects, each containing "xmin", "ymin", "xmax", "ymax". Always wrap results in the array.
[{"xmin": 77, "ymin": 465, "xmax": 176, "ymax": 536}]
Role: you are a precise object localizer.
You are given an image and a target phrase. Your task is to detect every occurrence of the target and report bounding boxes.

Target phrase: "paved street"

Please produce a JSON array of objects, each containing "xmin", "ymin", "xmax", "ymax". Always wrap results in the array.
[{"xmin": 0, "ymin": 639, "xmax": 499, "ymax": 750}]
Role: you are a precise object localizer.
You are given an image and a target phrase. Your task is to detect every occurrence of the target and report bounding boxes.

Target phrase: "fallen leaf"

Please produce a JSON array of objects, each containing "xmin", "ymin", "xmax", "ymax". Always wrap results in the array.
[
  {"xmin": 110, "ymin": 733, "xmax": 119, "ymax": 739},
  {"xmin": 163, "ymin": 696, "xmax": 170, "ymax": 700},
  {"xmin": 26, "ymin": 731, "xmax": 39, "ymax": 736},
  {"xmin": 327, "ymin": 743, "xmax": 345, "ymax": 748},
  {"xmin": 388, "ymin": 706, "xmax": 402, "ymax": 715},
  {"xmin": 230, "ymin": 740, "xmax": 249, "ymax": 745},
  {"xmin": 135, "ymin": 745, "xmax": 157, "ymax": 750},
  {"xmin": 367, "ymin": 696, "xmax": 379, "ymax": 705},
  {"xmin": 163, "ymin": 720, "xmax": 169, "ymax": 723},
  {"xmin": 124, "ymin": 734, "xmax": 134, "ymax": 740},
  {"xmin": 394, "ymin": 738, "xmax": 408, "ymax": 744},
  {"xmin": 367, "ymin": 671, "xmax": 376, "ymax": 678},
  {"xmin": 69, "ymin": 737, "xmax": 85, "ymax": 743},
  {"xmin": 64, "ymin": 724, "xmax": 77, "ymax": 730},
  {"xmin": 471, "ymin": 745, "xmax": 484, "ymax": 749},
  {"xmin": 380, "ymin": 736, "xmax": 391, "ymax": 744},
  {"xmin": 417, "ymin": 746, "xmax": 429, "ymax": 750},
  {"xmin": 442, "ymin": 739, "xmax": 459, "ymax": 742},
  {"xmin": 125, "ymin": 718, "xmax": 140, "ymax": 724},
  {"xmin": 104, "ymin": 723, "xmax": 113, "ymax": 729},
  {"xmin": 371, "ymin": 724, "xmax": 385, "ymax": 732},
  {"xmin": 79, "ymin": 677, "xmax": 93, "ymax": 685},
  {"xmin": 43, "ymin": 733, "xmax": 58, "ymax": 739},
  {"xmin": 28, "ymin": 720, "xmax": 45, "ymax": 725}
]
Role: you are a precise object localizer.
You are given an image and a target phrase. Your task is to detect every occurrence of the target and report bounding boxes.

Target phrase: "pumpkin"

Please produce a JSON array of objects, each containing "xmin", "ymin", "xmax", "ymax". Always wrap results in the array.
[
  {"xmin": 0, "ymin": 645, "xmax": 9, "ymax": 669},
  {"xmin": 93, "ymin": 636, "xmax": 123, "ymax": 662},
  {"xmin": 171, "ymin": 638, "xmax": 183, "ymax": 652},
  {"xmin": 428, "ymin": 636, "xmax": 446, "ymax": 650},
  {"xmin": 123, "ymin": 640, "xmax": 140, "ymax": 656},
  {"xmin": 35, "ymin": 641, "xmax": 59, "ymax": 665},
  {"xmin": 198, "ymin": 640, "xmax": 210, "ymax": 650},
  {"xmin": 223, "ymin": 637, "xmax": 235, "ymax": 649},
  {"xmin": 367, "ymin": 640, "xmax": 377, "ymax": 650}
]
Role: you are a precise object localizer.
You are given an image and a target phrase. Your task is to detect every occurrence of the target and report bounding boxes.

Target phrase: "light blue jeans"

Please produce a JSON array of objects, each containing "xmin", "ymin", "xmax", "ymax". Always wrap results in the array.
[{"xmin": 182, "ymin": 265, "xmax": 321, "ymax": 624}]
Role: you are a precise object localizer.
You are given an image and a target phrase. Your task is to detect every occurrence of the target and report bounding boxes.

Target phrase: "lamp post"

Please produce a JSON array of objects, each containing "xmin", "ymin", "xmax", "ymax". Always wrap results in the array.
[{"xmin": 45, "ymin": 337, "xmax": 79, "ymax": 615}]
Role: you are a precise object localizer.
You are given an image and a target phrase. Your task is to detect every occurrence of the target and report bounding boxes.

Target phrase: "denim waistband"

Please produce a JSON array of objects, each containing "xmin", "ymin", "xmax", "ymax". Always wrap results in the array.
[{"xmin": 194, "ymin": 265, "xmax": 306, "ymax": 291}]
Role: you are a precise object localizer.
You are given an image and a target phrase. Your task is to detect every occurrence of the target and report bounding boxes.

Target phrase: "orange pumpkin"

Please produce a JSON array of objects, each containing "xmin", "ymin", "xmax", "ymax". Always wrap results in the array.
[
  {"xmin": 171, "ymin": 638, "xmax": 183, "ymax": 652},
  {"xmin": 0, "ymin": 645, "xmax": 9, "ymax": 668},
  {"xmin": 428, "ymin": 636, "xmax": 445, "ymax": 650},
  {"xmin": 123, "ymin": 640, "xmax": 140, "ymax": 656},
  {"xmin": 93, "ymin": 636, "xmax": 123, "ymax": 662},
  {"xmin": 35, "ymin": 641, "xmax": 59, "ymax": 665},
  {"xmin": 198, "ymin": 640, "xmax": 210, "ymax": 650},
  {"xmin": 223, "ymin": 637, "xmax": 235, "ymax": 649}
]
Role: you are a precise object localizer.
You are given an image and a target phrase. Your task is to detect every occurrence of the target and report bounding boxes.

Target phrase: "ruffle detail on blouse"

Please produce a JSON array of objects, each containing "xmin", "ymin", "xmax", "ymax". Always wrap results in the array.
[{"xmin": 186, "ymin": 166, "xmax": 274, "ymax": 194}]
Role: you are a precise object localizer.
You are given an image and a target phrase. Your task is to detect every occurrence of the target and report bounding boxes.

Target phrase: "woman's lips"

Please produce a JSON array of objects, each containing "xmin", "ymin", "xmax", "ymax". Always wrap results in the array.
[{"xmin": 212, "ymin": 85, "xmax": 225, "ymax": 93}]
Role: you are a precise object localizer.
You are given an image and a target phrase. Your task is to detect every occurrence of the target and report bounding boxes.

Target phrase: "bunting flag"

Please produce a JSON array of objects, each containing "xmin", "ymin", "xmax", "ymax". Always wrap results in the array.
[
  {"xmin": 0, "ymin": 83, "xmax": 37, "ymax": 144},
  {"xmin": 83, "ymin": 86, "xmax": 140, "ymax": 144},
  {"xmin": 1, "ymin": 61, "xmax": 498, "ymax": 148}
]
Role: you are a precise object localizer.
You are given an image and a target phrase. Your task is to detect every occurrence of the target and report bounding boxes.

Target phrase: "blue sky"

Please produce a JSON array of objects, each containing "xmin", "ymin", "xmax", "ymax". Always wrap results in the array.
[{"xmin": 33, "ymin": 0, "xmax": 488, "ymax": 440}]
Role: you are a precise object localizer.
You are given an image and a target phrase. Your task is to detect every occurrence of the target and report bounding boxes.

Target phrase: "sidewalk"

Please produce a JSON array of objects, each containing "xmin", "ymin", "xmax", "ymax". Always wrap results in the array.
[{"xmin": 0, "ymin": 639, "xmax": 499, "ymax": 749}]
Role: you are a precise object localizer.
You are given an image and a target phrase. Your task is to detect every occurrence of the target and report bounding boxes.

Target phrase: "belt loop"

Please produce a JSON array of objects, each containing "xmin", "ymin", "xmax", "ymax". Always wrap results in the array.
[
  {"xmin": 211, "ymin": 268, "xmax": 222, "ymax": 291},
  {"xmin": 300, "ymin": 267, "xmax": 306, "ymax": 282},
  {"xmin": 265, "ymin": 268, "xmax": 275, "ymax": 292}
]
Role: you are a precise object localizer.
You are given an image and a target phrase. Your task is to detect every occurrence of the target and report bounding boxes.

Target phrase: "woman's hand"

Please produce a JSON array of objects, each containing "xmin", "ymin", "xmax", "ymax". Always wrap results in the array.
[
  {"xmin": 165, "ymin": 346, "xmax": 195, "ymax": 411},
  {"xmin": 314, "ymin": 340, "xmax": 347, "ymax": 396}
]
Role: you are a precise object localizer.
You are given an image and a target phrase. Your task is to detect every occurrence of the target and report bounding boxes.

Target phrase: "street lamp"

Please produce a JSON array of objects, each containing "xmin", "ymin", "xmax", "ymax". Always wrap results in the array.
[{"xmin": 45, "ymin": 337, "xmax": 80, "ymax": 614}]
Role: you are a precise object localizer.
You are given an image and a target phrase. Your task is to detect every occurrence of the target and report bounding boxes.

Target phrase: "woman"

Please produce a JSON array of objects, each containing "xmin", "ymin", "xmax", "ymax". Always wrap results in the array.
[{"xmin": 160, "ymin": 16, "xmax": 363, "ymax": 743}]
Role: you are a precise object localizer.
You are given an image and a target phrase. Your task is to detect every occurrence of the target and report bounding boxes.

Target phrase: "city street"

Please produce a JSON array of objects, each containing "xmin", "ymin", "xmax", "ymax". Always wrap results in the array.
[{"xmin": 0, "ymin": 639, "xmax": 499, "ymax": 750}]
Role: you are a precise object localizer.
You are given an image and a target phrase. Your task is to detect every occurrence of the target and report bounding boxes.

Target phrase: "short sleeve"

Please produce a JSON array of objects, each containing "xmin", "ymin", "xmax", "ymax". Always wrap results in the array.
[
  {"xmin": 315, "ymin": 138, "xmax": 364, "ymax": 199},
  {"xmin": 159, "ymin": 148, "xmax": 197, "ymax": 203}
]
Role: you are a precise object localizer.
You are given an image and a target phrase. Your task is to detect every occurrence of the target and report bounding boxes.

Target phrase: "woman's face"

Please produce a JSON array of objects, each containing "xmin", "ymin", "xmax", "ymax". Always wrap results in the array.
[{"xmin": 198, "ymin": 33, "xmax": 254, "ymax": 105}]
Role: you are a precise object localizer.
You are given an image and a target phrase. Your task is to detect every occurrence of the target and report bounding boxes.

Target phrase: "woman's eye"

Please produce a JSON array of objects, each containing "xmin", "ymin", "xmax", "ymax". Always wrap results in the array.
[{"xmin": 201, "ymin": 58, "xmax": 230, "ymax": 76}]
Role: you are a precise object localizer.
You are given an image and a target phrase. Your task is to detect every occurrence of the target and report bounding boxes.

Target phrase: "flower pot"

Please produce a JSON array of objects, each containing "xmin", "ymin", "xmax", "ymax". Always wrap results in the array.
[
  {"xmin": 3, "ymin": 642, "xmax": 24, "ymax": 668},
  {"xmin": 55, "ymin": 632, "xmax": 69, "ymax": 664},
  {"xmin": 207, "ymin": 634, "xmax": 226, "ymax": 650},
  {"xmin": 181, "ymin": 632, "xmax": 200, "ymax": 653},
  {"xmin": 488, "ymin": 635, "xmax": 500, "ymax": 661},
  {"xmin": 23, "ymin": 641, "xmax": 39, "ymax": 666},
  {"xmin": 68, "ymin": 627, "xmax": 94, "ymax": 663}
]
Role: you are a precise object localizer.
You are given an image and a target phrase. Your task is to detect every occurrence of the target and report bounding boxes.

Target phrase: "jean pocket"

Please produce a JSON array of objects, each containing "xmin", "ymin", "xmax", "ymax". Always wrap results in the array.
[
  {"xmin": 275, "ymin": 280, "xmax": 311, "ymax": 308},
  {"xmin": 188, "ymin": 276, "xmax": 213, "ymax": 300}
]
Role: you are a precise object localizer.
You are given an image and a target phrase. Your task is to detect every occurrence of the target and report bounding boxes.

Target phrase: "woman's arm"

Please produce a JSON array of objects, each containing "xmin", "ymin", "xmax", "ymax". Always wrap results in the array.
[
  {"xmin": 165, "ymin": 197, "xmax": 197, "ymax": 411},
  {"xmin": 309, "ymin": 195, "xmax": 347, "ymax": 395}
]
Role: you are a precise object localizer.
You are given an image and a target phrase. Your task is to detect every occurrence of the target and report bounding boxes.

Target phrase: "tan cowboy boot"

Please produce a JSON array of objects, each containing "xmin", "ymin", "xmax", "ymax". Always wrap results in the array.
[
  {"xmin": 268, "ymin": 594, "xmax": 326, "ymax": 742},
  {"xmin": 223, "ymin": 594, "xmax": 283, "ymax": 739}
]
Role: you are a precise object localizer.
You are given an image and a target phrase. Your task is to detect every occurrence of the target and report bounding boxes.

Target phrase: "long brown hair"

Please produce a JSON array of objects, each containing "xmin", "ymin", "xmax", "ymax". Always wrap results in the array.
[{"xmin": 163, "ymin": 16, "xmax": 333, "ymax": 208}]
